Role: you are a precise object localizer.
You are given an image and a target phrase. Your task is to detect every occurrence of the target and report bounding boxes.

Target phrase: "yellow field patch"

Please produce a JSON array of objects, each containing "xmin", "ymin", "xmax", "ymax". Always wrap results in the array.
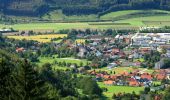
[
  {"xmin": 7, "ymin": 34, "xmax": 67, "ymax": 43},
  {"xmin": 75, "ymin": 39, "xmax": 86, "ymax": 44}
]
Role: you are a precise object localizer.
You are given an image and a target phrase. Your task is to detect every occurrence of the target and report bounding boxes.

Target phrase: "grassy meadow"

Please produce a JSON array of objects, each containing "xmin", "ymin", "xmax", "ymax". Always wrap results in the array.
[
  {"xmin": 90, "ymin": 67, "xmax": 154, "ymax": 75},
  {"xmin": 0, "ymin": 22, "xmax": 138, "ymax": 32},
  {"xmin": 1, "ymin": 10, "xmax": 170, "ymax": 31},
  {"xmin": 42, "ymin": 10, "xmax": 98, "ymax": 21},
  {"xmin": 38, "ymin": 56, "xmax": 91, "ymax": 67},
  {"xmin": 7, "ymin": 34, "xmax": 67, "ymax": 43},
  {"xmin": 98, "ymin": 82, "xmax": 144, "ymax": 98}
]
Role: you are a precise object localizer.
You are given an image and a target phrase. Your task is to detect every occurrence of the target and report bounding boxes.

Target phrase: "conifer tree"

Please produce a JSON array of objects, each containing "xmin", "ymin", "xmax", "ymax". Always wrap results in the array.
[{"xmin": 10, "ymin": 59, "xmax": 47, "ymax": 100}]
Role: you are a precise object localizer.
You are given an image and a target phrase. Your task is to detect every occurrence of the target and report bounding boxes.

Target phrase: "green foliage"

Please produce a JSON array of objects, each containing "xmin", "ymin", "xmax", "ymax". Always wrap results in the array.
[
  {"xmin": 164, "ymin": 87, "xmax": 170, "ymax": 100},
  {"xmin": 143, "ymin": 51, "xmax": 161, "ymax": 68},
  {"xmin": 162, "ymin": 58, "xmax": 170, "ymax": 69},
  {"xmin": 0, "ymin": 50, "xmax": 18, "ymax": 99},
  {"xmin": 10, "ymin": 60, "xmax": 48, "ymax": 100},
  {"xmin": 1, "ymin": 0, "xmax": 170, "ymax": 16},
  {"xmin": 41, "ymin": 67, "xmax": 78, "ymax": 98},
  {"xmin": 78, "ymin": 77, "xmax": 102, "ymax": 97}
]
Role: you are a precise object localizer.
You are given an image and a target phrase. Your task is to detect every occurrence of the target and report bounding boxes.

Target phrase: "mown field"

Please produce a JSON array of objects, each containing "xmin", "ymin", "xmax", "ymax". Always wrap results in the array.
[
  {"xmin": 90, "ymin": 67, "xmax": 154, "ymax": 75},
  {"xmin": 98, "ymin": 82, "xmax": 144, "ymax": 99},
  {"xmin": 0, "ymin": 22, "xmax": 138, "ymax": 32},
  {"xmin": 38, "ymin": 56, "xmax": 91, "ymax": 67},
  {"xmin": 7, "ymin": 34, "xmax": 67, "ymax": 43},
  {"xmin": 43, "ymin": 10, "xmax": 98, "ymax": 21},
  {"xmin": 1, "ymin": 10, "xmax": 170, "ymax": 32}
]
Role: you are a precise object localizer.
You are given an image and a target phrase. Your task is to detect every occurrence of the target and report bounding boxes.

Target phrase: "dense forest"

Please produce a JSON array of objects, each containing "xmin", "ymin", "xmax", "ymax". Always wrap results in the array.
[
  {"xmin": 1, "ymin": 0, "xmax": 170, "ymax": 16},
  {"xmin": 0, "ymin": 34, "xmax": 103, "ymax": 99}
]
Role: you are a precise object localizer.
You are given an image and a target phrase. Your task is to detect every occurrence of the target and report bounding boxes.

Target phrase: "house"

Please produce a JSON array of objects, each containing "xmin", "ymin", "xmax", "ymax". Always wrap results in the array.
[
  {"xmin": 96, "ymin": 51, "xmax": 102, "ymax": 56},
  {"xmin": 104, "ymin": 80, "xmax": 115, "ymax": 85},
  {"xmin": 155, "ymin": 74, "xmax": 166, "ymax": 80},
  {"xmin": 141, "ymin": 73, "xmax": 153, "ymax": 80},
  {"xmin": 154, "ymin": 59, "xmax": 164, "ymax": 69},
  {"xmin": 103, "ymin": 75, "xmax": 110, "ymax": 80},
  {"xmin": 16, "ymin": 47, "xmax": 25, "ymax": 52},
  {"xmin": 129, "ymin": 80, "xmax": 139, "ymax": 86},
  {"xmin": 123, "ymin": 35, "xmax": 132, "ymax": 44},
  {"xmin": 107, "ymin": 63, "xmax": 117, "ymax": 69},
  {"xmin": 112, "ymin": 48, "xmax": 120, "ymax": 54},
  {"xmin": 110, "ymin": 75, "xmax": 117, "ymax": 81},
  {"xmin": 77, "ymin": 47, "xmax": 87, "ymax": 57}
]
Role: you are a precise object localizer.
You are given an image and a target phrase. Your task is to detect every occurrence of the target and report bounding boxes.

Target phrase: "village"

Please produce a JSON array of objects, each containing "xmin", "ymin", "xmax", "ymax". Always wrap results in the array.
[{"xmin": 2, "ymin": 27, "xmax": 170, "ymax": 99}]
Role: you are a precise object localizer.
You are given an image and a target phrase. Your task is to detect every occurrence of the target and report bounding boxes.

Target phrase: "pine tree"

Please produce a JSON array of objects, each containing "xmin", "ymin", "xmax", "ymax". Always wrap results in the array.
[
  {"xmin": 0, "ymin": 55, "xmax": 11, "ymax": 99},
  {"xmin": 0, "ymin": 50, "xmax": 19, "ymax": 100},
  {"xmin": 10, "ymin": 59, "xmax": 47, "ymax": 100}
]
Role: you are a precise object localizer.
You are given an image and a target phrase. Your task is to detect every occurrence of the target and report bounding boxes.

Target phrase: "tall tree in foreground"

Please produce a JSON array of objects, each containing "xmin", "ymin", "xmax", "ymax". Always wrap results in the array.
[
  {"xmin": 10, "ymin": 59, "xmax": 47, "ymax": 100},
  {"xmin": 0, "ymin": 50, "xmax": 15, "ymax": 99}
]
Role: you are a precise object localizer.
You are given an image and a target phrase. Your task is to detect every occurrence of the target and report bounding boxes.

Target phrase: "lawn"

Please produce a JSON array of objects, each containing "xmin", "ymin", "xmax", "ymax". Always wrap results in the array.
[
  {"xmin": 117, "ymin": 15, "xmax": 170, "ymax": 26},
  {"xmin": 42, "ymin": 10, "xmax": 98, "ymax": 21},
  {"xmin": 98, "ymin": 82, "xmax": 144, "ymax": 98},
  {"xmin": 134, "ymin": 58, "xmax": 145, "ymax": 62},
  {"xmin": 91, "ymin": 67, "xmax": 154, "ymax": 74},
  {"xmin": 7, "ymin": 34, "xmax": 67, "ymax": 43},
  {"xmin": 0, "ymin": 22, "xmax": 139, "ymax": 32},
  {"xmin": 100, "ymin": 10, "xmax": 141, "ymax": 20},
  {"xmin": 38, "ymin": 56, "xmax": 91, "ymax": 67},
  {"xmin": 100, "ymin": 10, "xmax": 170, "ymax": 26},
  {"xmin": 1, "ymin": 10, "xmax": 170, "ymax": 31},
  {"xmin": 152, "ymin": 81, "xmax": 162, "ymax": 85}
]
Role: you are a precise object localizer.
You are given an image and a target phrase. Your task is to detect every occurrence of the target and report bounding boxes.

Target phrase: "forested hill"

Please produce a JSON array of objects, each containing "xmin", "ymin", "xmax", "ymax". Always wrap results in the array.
[{"xmin": 1, "ymin": 0, "xmax": 170, "ymax": 16}]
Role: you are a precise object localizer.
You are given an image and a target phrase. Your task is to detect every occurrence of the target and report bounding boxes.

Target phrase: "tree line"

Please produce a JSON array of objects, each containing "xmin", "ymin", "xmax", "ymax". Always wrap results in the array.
[{"xmin": 1, "ymin": 0, "xmax": 170, "ymax": 16}]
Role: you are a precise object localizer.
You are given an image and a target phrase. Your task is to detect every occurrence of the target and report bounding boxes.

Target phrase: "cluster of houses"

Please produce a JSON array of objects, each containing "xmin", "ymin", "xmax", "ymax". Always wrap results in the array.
[
  {"xmin": 131, "ymin": 33, "xmax": 170, "ymax": 50},
  {"xmin": 74, "ymin": 32, "xmax": 170, "ymax": 69},
  {"xmin": 90, "ymin": 69, "xmax": 170, "ymax": 88}
]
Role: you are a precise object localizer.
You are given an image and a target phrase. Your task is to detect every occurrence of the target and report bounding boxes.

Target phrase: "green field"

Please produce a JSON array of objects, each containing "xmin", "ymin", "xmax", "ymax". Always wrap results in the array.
[
  {"xmin": 1, "ymin": 10, "xmax": 170, "ymax": 31},
  {"xmin": 98, "ymin": 82, "xmax": 144, "ymax": 98},
  {"xmin": 117, "ymin": 15, "xmax": 170, "ymax": 26},
  {"xmin": 100, "ymin": 10, "xmax": 141, "ymax": 20},
  {"xmin": 0, "ymin": 22, "xmax": 138, "ymax": 32},
  {"xmin": 42, "ymin": 10, "xmax": 98, "ymax": 21},
  {"xmin": 38, "ymin": 56, "xmax": 90, "ymax": 67},
  {"xmin": 90, "ymin": 67, "xmax": 154, "ymax": 75}
]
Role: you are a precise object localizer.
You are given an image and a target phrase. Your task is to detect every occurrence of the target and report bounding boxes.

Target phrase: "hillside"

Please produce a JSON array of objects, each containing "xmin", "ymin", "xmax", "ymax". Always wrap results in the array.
[{"xmin": 1, "ymin": 0, "xmax": 170, "ymax": 16}]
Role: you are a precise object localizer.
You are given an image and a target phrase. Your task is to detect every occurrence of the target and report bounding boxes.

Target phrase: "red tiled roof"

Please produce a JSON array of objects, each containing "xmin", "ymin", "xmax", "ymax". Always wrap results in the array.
[
  {"xmin": 156, "ymin": 74, "xmax": 166, "ymax": 80},
  {"xmin": 127, "ymin": 78, "xmax": 136, "ymax": 82},
  {"xmin": 103, "ymin": 75, "xmax": 110, "ymax": 79},
  {"xmin": 141, "ymin": 74, "xmax": 152, "ymax": 80},
  {"xmin": 16, "ymin": 47, "xmax": 24, "ymax": 52},
  {"xmin": 104, "ymin": 80, "xmax": 114, "ymax": 85},
  {"xmin": 129, "ymin": 81, "xmax": 139, "ymax": 86}
]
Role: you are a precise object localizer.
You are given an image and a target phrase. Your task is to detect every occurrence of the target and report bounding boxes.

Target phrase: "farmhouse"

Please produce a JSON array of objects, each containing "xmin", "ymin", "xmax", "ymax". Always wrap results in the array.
[{"xmin": 16, "ymin": 47, "xmax": 25, "ymax": 53}]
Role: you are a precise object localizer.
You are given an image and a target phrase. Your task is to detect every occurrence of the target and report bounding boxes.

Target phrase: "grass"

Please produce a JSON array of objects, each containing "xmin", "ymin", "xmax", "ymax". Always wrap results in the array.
[
  {"xmin": 0, "ymin": 22, "xmax": 139, "ymax": 32},
  {"xmin": 38, "ymin": 56, "xmax": 91, "ymax": 67},
  {"xmin": 101, "ymin": 10, "xmax": 170, "ymax": 26},
  {"xmin": 134, "ymin": 58, "xmax": 145, "ymax": 62},
  {"xmin": 100, "ymin": 10, "xmax": 140, "ymax": 20},
  {"xmin": 90, "ymin": 67, "xmax": 154, "ymax": 74},
  {"xmin": 91, "ymin": 67, "xmax": 134, "ymax": 74},
  {"xmin": 1, "ymin": 10, "xmax": 170, "ymax": 31},
  {"xmin": 117, "ymin": 15, "xmax": 170, "ymax": 26},
  {"xmin": 7, "ymin": 34, "xmax": 67, "ymax": 43},
  {"xmin": 42, "ymin": 10, "xmax": 98, "ymax": 21},
  {"xmin": 98, "ymin": 82, "xmax": 144, "ymax": 98},
  {"xmin": 152, "ymin": 81, "xmax": 162, "ymax": 85}
]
